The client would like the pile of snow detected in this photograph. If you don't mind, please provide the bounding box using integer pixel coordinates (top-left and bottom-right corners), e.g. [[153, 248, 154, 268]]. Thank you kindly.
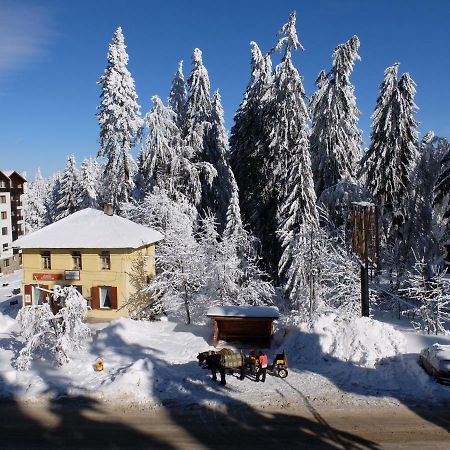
[[0, 312, 16, 333], [285, 312, 406, 368]]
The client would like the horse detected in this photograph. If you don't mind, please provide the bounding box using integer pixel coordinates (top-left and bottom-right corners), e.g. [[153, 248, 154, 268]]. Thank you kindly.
[[197, 350, 245, 386]]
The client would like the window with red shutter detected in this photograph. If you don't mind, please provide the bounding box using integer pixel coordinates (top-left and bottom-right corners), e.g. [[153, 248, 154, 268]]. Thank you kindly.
[[110, 286, 118, 309], [90, 287, 100, 309]]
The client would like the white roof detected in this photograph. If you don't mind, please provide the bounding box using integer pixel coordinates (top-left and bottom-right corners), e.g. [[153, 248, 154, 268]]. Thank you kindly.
[[206, 306, 279, 319], [13, 208, 164, 250]]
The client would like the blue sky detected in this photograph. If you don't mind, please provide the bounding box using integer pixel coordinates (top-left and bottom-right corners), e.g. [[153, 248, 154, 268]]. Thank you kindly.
[[1, 0, 449, 179]]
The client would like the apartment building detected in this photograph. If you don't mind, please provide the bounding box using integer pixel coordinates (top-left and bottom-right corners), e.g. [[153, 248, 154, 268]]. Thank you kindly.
[[0, 170, 26, 275]]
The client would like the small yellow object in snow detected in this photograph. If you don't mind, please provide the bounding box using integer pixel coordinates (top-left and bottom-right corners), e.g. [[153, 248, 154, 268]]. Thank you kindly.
[[94, 358, 104, 371]]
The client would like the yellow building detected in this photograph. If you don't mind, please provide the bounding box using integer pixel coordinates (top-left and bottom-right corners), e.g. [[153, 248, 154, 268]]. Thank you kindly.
[[13, 207, 163, 321]]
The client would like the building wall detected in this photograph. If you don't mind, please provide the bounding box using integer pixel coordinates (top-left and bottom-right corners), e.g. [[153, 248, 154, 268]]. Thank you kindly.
[[0, 191, 13, 260], [0, 172, 26, 275], [21, 245, 156, 320]]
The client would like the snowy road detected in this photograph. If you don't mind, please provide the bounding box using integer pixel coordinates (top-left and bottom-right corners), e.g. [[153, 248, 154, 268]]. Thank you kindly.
[[1, 400, 449, 449]]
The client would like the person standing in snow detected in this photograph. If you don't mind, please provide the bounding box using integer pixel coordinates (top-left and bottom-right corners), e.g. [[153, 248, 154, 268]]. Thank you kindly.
[[256, 351, 268, 382]]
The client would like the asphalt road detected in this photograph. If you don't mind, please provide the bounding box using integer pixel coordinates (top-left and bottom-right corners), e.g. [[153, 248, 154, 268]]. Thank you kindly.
[[1, 399, 449, 449]]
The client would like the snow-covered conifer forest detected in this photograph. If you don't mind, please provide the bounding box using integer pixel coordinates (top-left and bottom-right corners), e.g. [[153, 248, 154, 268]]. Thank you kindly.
[[23, 12, 449, 333]]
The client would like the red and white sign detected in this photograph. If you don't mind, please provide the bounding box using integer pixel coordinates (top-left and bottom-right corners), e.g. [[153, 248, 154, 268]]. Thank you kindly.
[[33, 273, 63, 281]]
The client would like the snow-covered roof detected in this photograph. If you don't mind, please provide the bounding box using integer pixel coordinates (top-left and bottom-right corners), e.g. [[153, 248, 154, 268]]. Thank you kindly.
[[0, 170, 26, 181], [206, 306, 279, 319], [13, 208, 164, 250]]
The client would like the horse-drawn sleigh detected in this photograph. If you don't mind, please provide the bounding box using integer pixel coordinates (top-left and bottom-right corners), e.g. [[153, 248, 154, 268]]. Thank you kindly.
[[197, 349, 288, 385]]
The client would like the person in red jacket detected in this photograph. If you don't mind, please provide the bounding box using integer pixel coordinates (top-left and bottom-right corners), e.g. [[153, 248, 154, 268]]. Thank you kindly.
[[256, 351, 268, 382]]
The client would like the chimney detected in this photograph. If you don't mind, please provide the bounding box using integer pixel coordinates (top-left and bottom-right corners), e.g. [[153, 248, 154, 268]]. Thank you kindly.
[[104, 203, 114, 216]]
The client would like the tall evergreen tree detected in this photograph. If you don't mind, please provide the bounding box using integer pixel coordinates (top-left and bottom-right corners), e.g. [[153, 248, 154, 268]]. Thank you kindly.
[[168, 60, 187, 128], [56, 155, 81, 220], [180, 49, 235, 230], [183, 48, 212, 161], [310, 36, 362, 196], [230, 42, 273, 241], [361, 63, 419, 229], [268, 11, 318, 289], [206, 90, 236, 232], [433, 138, 450, 220], [139, 96, 182, 198], [24, 169, 47, 233], [97, 27, 143, 209], [79, 157, 101, 209], [138, 96, 216, 215], [403, 133, 449, 272]]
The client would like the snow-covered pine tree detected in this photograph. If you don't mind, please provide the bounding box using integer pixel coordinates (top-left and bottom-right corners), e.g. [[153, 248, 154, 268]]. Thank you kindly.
[[402, 133, 449, 271], [55, 155, 82, 220], [230, 42, 273, 239], [310, 36, 362, 197], [79, 157, 101, 209], [434, 136, 450, 220], [183, 48, 212, 162], [138, 95, 216, 215], [138, 96, 183, 199], [266, 11, 318, 287], [205, 90, 236, 232], [198, 214, 240, 306], [24, 169, 48, 232], [181, 49, 233, 231], [168, 60, 187, 128], [223, 172, 244, 240], [361, 64, 419, 232], [44, 173, 62, 225], [97, 27, 143, 209]]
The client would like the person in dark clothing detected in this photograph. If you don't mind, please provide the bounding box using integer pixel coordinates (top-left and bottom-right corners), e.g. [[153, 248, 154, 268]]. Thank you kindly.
[[256, 351, 268, 382]]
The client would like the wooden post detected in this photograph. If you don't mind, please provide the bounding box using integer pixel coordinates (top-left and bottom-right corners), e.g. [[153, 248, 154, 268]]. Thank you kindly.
[[351, 202, 377, 318], [213, 320, 219, 347]]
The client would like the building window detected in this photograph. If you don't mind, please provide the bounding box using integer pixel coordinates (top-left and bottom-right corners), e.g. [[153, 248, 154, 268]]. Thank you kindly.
[[41, 251, 51, 269], [3, 259, 9, 268], [33, 286, 43, 305], [100, 251, 110, 270], [1, 227, 7, 235], [72, 251, 82, 270], [0, 180, 6, 188], [1, 212, 6, 220], [0, 195, 6, 203], [99, 287, 112, 308], [2, 243, 7, 250]]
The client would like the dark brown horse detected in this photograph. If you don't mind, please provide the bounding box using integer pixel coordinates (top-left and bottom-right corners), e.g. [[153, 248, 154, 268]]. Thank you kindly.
[[197, 350, 245, 386]]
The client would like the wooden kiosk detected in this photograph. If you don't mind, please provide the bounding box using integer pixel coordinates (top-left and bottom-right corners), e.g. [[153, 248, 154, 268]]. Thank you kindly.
[[206, 306, 280, 347]]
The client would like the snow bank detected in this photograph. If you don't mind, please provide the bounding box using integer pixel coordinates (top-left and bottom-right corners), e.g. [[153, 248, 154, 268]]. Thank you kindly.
[[285, 312, 406, 368], [0, 312, 16, 333]]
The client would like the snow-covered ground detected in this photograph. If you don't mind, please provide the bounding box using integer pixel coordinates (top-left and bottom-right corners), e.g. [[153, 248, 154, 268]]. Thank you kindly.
[[0, 270, 449, 410]]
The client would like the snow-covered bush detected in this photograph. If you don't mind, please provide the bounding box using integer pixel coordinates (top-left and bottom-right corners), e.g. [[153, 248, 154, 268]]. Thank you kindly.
[[16, 287, 91, 370], [285, 222, 361, 320], [400, 259, 450, 335]]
